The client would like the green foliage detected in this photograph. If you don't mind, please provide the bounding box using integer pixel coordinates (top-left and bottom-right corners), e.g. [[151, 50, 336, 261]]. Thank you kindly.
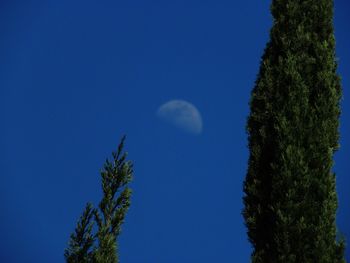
[[65, 203, 95, 263], [243, 0, 346, 262], [65, 136, 133, 263]]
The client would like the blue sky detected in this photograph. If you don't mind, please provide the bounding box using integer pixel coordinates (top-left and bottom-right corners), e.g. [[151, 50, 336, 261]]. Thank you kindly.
[[0, 0, 349, 262]]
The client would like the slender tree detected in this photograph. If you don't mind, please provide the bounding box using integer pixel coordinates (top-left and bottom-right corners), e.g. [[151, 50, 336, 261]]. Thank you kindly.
[[243, 0, 346, 262], [65, 203, 95, 263], [65, 136, 133, 263], [93, 136, 133, 263]]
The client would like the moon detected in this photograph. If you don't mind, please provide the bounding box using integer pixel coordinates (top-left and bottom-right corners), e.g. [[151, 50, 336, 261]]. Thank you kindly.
[[157, 100, 203, 134]]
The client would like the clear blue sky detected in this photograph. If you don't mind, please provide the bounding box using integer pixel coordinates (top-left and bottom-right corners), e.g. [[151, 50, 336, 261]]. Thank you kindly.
[[0, 0, 349, 262]]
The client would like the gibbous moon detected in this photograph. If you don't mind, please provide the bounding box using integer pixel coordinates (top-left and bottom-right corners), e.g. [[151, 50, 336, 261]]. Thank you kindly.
[[157, 100, 203, 134]]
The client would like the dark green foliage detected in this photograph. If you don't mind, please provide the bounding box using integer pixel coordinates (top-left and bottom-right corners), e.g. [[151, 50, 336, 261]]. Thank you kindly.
[[93, 136, 132, 263], [65, 136, 132, 263], [243, 0, 346, 262], [65, 203, 95, 263]]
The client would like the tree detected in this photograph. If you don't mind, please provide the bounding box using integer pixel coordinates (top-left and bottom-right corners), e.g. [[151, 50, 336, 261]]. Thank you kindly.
[[65, 136, 133, 263], [243, 0, 346, 262], [65, 203, 95, 263]]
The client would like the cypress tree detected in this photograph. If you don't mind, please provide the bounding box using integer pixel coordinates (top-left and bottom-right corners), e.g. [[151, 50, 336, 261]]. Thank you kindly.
[[65, 136, 133, 263], [65, 203, 95, 263], [93, 136, 133, 263], [243, 0, 346, 262]]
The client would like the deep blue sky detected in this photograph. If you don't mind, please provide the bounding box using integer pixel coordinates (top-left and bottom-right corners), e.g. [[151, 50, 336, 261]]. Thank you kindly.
[[1, 1, 349, 262]]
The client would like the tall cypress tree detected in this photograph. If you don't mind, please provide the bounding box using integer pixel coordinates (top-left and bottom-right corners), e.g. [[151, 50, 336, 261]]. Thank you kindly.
[[243, 0, 346, 262], [65, 136, 132, 263]]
